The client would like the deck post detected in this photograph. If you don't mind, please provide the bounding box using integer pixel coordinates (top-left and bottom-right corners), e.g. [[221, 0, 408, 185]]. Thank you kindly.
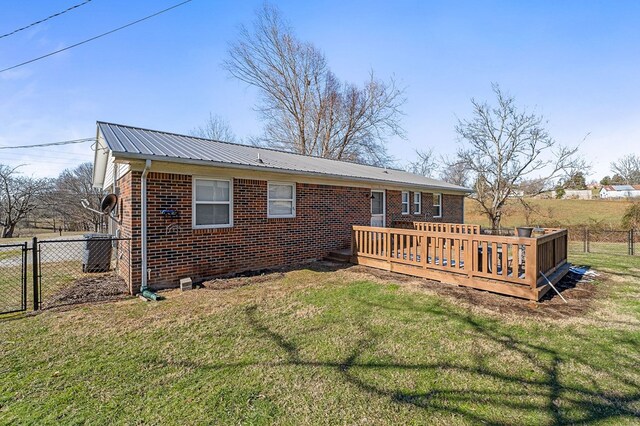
[[526, 239, 537, 293], [351, 228, 355, 257], [464, 234, 473, 278], [386, 229, 391, 262]]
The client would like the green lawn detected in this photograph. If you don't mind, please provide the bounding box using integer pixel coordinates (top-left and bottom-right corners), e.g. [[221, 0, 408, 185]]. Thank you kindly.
[[1, 255, 639, 425], [0, 260, 85, 313], [0, 249, 21, 261]]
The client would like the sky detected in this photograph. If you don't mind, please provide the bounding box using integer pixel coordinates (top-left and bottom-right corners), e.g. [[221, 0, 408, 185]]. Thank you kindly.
[[0, 0, 639, 181]]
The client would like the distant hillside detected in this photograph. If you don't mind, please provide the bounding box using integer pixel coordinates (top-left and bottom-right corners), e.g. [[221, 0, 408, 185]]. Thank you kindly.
[[464, 197, 634, 228]]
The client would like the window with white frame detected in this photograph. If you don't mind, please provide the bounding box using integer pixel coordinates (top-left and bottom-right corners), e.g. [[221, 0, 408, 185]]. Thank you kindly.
[[401, 191, 410, 214], [433, 193, 442, 218], [193, 178, 232, 228], [268, 182, 296, 218], [414, 192, 421, 214]]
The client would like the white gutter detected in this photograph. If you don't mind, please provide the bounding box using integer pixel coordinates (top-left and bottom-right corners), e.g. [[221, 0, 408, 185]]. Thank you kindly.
[[140, 159, 152, 292]]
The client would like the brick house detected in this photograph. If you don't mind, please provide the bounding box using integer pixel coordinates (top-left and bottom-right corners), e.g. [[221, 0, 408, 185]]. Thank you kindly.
[[92, 122, 471, 294]]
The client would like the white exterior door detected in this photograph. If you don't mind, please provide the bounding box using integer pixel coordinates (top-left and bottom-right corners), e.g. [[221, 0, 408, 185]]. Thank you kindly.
[[370, 190, 385, 227]]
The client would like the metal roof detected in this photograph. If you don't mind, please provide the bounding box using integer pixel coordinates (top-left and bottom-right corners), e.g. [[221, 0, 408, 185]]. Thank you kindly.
[[603, 185, 640, 191], [96, 121, 472, 193]]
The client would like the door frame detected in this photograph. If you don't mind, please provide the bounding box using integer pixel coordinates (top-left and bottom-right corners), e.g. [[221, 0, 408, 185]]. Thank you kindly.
[[370, 190, 386, 227]]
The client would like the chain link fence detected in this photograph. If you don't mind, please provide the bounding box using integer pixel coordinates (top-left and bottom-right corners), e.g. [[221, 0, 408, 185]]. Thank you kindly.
[[568, 227, 636, 256], [0, 243, 28, 314], [36, 236, 132, 310]]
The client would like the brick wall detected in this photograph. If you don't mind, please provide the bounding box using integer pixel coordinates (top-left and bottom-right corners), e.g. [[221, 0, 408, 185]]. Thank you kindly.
[[386, 190, 464, 225], [115, 171, 141, 287], [116, 171, 466, 293], [118, 172, 372, 292]]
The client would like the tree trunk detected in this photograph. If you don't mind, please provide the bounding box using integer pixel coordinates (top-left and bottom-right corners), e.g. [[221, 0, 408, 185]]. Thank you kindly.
[[490, 214, 501, 230], [2, 224, 16, 238]]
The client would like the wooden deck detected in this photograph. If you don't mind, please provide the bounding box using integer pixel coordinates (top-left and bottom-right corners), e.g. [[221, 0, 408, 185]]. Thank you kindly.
[[351, 223, 569, 301]]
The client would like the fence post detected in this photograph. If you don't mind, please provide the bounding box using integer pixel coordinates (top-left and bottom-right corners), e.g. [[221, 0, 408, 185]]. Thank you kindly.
[[583, 227, 587, 253], [586, 228, 590, 253], [32, 237, 39, 311], [22, 242, 28, 312], [630, 229, 634, 256]]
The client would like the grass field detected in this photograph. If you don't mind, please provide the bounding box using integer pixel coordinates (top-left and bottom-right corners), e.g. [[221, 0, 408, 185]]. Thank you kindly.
[[0, 231, 85, 244], [1, 253, 639, 425], [464, 198, 635, 228]]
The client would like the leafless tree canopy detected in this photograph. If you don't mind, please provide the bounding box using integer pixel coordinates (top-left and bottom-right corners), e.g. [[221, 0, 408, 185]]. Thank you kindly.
[[51, 162, 104, 232], [439, 156, 470, 188], [223, 4, 405, 166], [0, 165, 51, 238], [407, 148, 438, 177], [190, 113, 237, 143], [610, 154, 640, 185], [455, 84, 586, 229]]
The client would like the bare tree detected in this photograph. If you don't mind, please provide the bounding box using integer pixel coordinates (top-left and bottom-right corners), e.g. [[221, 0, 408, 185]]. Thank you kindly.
[[51, 162, 104, 232], [407, 148, 438, 177], [455, 84, 586, 229], [610, 154, 640, 185], [439, 156, 470, 187], [0, 165, 50, 238], [190, 113, 237, 142], [223, 4, 405, 166], [408, 150, 472, 188]]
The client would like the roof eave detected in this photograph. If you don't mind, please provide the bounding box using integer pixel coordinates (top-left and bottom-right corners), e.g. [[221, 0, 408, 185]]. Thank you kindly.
[[111, 151, 473, 194], [92, 126, 109, 189]]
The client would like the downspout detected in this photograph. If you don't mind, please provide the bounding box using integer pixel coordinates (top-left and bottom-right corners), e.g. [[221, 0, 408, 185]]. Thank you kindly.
[[140, 159, 159, 300]]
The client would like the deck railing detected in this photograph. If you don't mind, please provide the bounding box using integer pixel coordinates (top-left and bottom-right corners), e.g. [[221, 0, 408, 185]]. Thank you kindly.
[[393, 221, 480, 234], [351, 223, 568, 300]]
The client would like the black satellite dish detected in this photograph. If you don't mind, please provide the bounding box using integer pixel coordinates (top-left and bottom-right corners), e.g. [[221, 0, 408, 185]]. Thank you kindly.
[[100, 194, 118, 215]]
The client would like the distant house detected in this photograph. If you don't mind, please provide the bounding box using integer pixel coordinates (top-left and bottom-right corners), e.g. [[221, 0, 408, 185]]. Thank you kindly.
[[563, 189, 593, 200], [599, 185, 640, 199]]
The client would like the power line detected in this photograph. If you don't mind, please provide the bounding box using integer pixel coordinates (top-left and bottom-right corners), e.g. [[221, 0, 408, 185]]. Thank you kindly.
[[0, 0, 93, 40], [0, 153, 93, 163], [0, 0, 193, 74], [0, 138, 95, 150]]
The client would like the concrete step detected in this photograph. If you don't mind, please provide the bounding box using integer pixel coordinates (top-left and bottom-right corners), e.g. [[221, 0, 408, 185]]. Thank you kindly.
[[325, 249, 352, 263]]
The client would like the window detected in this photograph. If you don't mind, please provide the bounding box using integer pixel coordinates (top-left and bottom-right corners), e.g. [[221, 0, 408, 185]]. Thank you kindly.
[[414, 192, 421, 214], [401, 191, 410, 214], [433, 193, 442, 218], [193, 178, 232, 228], [268, 182, 296, 218]]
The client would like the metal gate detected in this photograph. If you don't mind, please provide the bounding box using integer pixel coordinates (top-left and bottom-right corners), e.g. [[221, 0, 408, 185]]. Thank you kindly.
[[0, 242, 28, 314], [35, 236, 131, 310], [1, 236, 131, 314]]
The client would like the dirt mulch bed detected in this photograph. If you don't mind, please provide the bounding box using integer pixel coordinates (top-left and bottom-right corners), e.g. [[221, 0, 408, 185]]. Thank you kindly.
[[347, 263, 602, 320], [201, 262, 348, 290], [42, 275, 130, 309], [202, 269, 287, 290]]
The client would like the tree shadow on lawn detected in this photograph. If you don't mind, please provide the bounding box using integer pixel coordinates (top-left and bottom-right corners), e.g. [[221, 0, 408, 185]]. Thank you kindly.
[[341, 297, 639, 425], [149, 302, 639, 425]]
